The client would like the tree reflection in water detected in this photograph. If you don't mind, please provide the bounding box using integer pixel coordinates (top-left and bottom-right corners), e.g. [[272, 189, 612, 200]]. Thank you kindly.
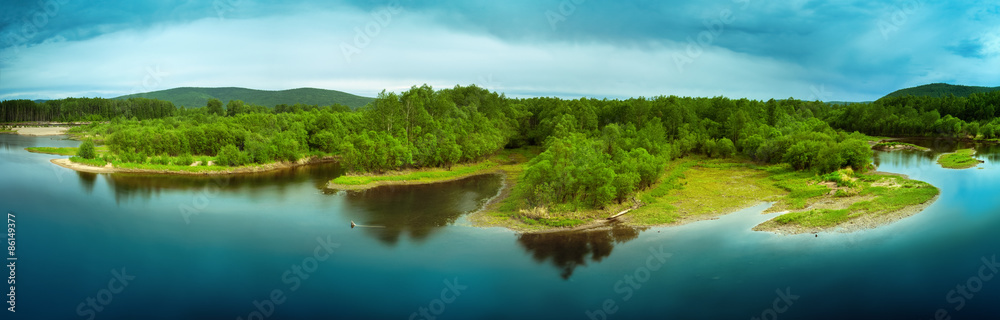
[[517, 224, 646, 280], [339, 174, 504, 246]]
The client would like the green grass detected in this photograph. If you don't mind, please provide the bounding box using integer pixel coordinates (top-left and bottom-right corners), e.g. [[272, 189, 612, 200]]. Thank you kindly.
[[332, 161, 497, 186], [774, 209, 850, 227], [762, 165, 829, 211], [25, 146, 109, 156], [110, 161, 255, 173], [69, 156, 108, 167], [630, 158, 790, 225], [523, 217, 586, 228], [937, 149, 981, 169], [476, 154, 938, 233], [766, 173, 938, 229], [331, 148, 534, 188]]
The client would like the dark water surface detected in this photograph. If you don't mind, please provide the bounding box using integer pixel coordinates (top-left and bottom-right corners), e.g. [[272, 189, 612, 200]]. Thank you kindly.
[[2, 134, 999, 319]]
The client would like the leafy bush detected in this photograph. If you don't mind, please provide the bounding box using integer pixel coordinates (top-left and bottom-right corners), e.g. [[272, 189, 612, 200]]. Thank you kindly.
[[216, 144, 246, 167], [174, 154, 195, 166], [77, 140, 97, 159]]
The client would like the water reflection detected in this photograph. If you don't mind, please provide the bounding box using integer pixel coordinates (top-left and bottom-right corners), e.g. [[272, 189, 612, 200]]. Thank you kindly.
[[873, 138, 1000, 169], [101, 162, 344, 203], [517, 224, 646, 280], [338, 174, 503, 246], [77, 171, 97, 194]]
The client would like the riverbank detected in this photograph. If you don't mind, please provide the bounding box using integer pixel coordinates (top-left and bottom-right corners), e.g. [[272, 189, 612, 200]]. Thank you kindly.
[[327, 148, 537, 191], [8, 126, 69, 136], [49, 156, 338, 176], [872, 141, 930, 152], [468, 157, 940, 235]]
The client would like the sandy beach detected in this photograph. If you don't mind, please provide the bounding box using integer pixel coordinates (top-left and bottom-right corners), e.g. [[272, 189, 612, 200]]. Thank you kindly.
[[49, 157, 338, 176], [13, 127, 70, 136]]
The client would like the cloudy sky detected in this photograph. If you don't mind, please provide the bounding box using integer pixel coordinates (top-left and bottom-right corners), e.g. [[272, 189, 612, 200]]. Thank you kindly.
[[1, 0, 998, 102]]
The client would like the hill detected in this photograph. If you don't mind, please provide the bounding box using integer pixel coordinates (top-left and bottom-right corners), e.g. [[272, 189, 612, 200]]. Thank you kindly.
[[882, 83, 999, 99], [115, 87, 374, 109]]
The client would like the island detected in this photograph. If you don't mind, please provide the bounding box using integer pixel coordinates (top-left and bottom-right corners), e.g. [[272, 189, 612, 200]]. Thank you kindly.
[[937, 148, 983, 169]]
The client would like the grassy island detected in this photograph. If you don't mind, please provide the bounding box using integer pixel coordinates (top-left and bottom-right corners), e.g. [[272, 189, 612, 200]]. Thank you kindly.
[[937, 149, 982, 169], [469, 157, 939, 234]]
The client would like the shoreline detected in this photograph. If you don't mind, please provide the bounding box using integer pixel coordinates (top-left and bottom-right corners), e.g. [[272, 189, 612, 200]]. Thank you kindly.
[[327, 168, 507, 190], [40, 142, 944, 236], [50, 156, 338, 176], [469, 162, 941, 235], [751, 195, 939, 235], [8, 126, 70, 136]]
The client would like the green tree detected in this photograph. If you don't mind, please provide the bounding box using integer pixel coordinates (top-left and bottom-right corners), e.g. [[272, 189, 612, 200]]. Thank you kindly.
[[77, 140, 97, 159], [716, 137, 736, 158], [206, 99, 224, 116], [216, 144, 245, 167]]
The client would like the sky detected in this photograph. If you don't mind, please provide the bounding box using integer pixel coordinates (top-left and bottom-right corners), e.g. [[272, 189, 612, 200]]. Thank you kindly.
[[0, 0, 998, 102]]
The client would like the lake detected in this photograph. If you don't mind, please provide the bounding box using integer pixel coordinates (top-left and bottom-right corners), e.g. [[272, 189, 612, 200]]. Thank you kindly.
[[2, 134, 999, 319]]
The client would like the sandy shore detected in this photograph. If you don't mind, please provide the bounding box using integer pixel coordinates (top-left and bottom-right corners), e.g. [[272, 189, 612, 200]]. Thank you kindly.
[[50, 157, 337, 176], [13, 127, 69, 136]]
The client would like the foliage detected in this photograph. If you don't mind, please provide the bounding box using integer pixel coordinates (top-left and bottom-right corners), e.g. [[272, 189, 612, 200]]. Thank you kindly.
[[69, 156, 107, 167], [77, 140, 97, 159], [1, 97, 175, 122], [215, 144, 247, 167], [36, 83, 1000, 217]]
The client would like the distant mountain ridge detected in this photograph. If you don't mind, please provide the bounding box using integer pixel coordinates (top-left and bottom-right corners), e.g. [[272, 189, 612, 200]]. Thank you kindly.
[[115, 87, 374, 109], [882, 83, 1000, 99]]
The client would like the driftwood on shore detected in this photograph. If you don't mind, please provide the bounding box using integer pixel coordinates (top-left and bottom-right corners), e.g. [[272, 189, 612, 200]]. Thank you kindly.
[[607, 208, 632, 220]]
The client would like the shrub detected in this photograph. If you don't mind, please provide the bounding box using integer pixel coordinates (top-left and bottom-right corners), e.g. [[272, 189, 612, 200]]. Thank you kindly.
[[174, 153, 195, 166], [216, 144, 245, 167], [77, 140, 97, 159]]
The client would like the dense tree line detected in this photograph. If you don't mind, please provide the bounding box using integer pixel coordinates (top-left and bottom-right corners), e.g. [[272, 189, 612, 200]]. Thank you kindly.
[[826, 91, 1000, 138], [507, 94, 873, 209], [0, 97, 176, 122], [45, 85, 1000, 211]]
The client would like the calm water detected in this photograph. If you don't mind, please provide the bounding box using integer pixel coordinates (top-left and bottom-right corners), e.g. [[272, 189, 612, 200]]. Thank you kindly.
[[2, 134, 999, 319]]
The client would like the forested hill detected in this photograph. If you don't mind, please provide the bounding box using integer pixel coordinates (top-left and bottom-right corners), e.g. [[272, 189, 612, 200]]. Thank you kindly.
[[882, 83, 999, 99], [115, 87, 374, 109]]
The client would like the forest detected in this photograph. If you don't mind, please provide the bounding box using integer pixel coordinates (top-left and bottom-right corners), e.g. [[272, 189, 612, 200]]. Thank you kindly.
[[4, 85, 999, 211]]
